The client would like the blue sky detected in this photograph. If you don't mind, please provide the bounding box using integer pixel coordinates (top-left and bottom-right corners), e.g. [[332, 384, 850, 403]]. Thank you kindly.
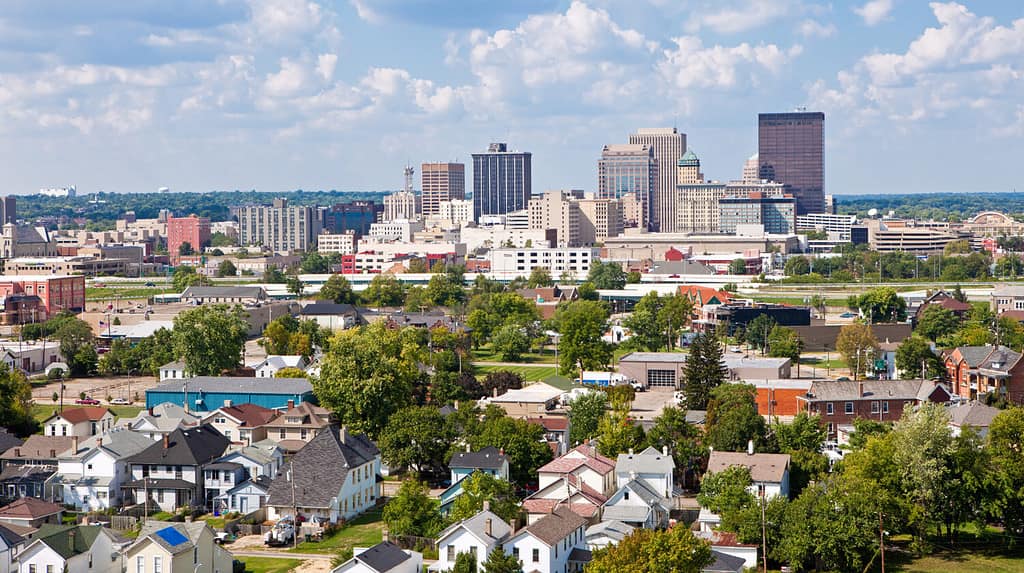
[[0, 1, 1021, 196]]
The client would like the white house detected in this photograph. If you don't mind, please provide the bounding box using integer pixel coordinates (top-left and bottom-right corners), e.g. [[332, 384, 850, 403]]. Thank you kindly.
[[699, 449, 791, 533], [948, 402, 1001, 439], [158, 361, 186, 382], [266, 427, 380, 524], [614, 446, 674, 498], [503, 507, 590, 573], [332, 541, 422, 573], [601, 480, 670, 530], [695, 530, 759, 571], [14, 525, 122, 573], [537, 443, 616, 497], [125, 521, 232, 573], [584, 520, 634, 551], [214, 476, 272, 515], [0, 525, 26, 573], [200, 404, 276, 445], [521, 476, 607, 525], [42, 408, 115, 438], [54, 429, 153, 511], [252, 355, 307, 378], [217, 441, 283, 479], [119, 403, 200, 441], [123, 427, 230, 513], [432, 509, 511, 572], [299, 302, 359, 331]]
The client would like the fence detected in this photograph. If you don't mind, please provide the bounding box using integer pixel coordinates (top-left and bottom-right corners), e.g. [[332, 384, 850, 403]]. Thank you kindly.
[[226, 507, 268, 536], [390, 534, 436, 552], [111, 516, 138, 531]]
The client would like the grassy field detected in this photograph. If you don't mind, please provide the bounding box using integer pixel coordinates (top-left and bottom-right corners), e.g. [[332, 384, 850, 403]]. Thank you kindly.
[[31, 404, 144, 423], [85, 286, 176, 301], [474, 364, 559, 381], [883, 548, 1024, 572], [237, 557, 304, 573], [287, 509, 384, 555], [470, 347, 557, 364]]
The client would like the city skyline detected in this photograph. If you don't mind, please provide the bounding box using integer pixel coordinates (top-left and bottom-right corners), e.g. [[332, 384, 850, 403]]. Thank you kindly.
[[0, 2, 1021, 196]]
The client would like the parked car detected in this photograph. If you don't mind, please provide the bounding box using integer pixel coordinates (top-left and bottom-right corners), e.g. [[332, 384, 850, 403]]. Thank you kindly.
[[75, 397, 100, 405], [110, 397, 130, 405], [630, 381, 646, 392], [144, 282, 156, 287]]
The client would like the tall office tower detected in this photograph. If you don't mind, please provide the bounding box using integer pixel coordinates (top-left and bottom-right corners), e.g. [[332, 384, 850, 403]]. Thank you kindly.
[[758, 112, 825, 215], [741, 153, 760, 183], [628, 128, 686, 232], [677, 149, 704, 184], [577, 197, 624, 245], [472, 143, 532, 222], [237, 198, 322, 253], [0, 196, 16, 225], [597, 144, 657, 230], [421, 162, 465, 218], [675, 150, 725, 233]]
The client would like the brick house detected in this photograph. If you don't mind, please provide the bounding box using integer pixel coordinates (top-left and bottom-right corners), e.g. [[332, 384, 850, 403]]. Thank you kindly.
[[796, 379, 952, 439], [913, 290, 971, 326], [944, 345, 1024, 403]]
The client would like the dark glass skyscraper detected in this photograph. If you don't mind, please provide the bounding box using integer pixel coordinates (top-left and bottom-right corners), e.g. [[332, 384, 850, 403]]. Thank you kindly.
[[758, 112, 825, 215], [472, 143, 532, 222]]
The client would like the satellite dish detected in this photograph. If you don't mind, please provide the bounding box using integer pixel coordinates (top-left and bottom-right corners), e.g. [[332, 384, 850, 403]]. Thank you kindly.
[[868, 208, 879, 217]]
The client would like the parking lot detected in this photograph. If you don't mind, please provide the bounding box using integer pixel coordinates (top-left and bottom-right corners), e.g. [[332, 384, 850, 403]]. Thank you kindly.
[[629, 387, 676, 422]]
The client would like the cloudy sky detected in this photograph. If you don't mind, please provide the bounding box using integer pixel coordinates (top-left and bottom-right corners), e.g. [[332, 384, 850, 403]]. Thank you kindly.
[[0, 1, 1021, 196]]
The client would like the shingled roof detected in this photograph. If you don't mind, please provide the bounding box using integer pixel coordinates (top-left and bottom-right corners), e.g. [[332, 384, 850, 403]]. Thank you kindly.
[[707, 451, 790, 483], [351, 541, 411, 572], [449, 446, 508, 471], [126, 425, 230, 466], [28, 525, 109, 560], [519, 507, 587, 546], [0, 435, 74, 462], [0, 497, 62, 520], [267, 426, 378, 509], [44, 407, 112, 424]]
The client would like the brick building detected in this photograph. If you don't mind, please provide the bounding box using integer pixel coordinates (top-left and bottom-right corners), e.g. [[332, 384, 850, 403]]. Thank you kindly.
[[944, 345, 1024, 403], [167, 215, 211, 263], [0, 275, 85, 319], [796, 379, 952, 439]]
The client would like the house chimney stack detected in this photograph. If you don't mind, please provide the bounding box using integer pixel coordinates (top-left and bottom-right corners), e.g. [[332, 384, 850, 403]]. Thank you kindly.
[[662, 446, 668, 457], [859, 380, 864, 397], [72, 436, 79, 453], [485, 518, 492, 537], [163, 434, 170, 449], [287, 399, 295, 409], [341, 425, 349, 442], [747, 440, 754, 455], [97, 437, 102, 447]]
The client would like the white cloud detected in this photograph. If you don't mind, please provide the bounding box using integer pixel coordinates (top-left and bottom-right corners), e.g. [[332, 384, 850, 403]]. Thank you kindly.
[[686, 0, 797, 34], [658, 37, 800, 90], [264, 57, 309, 97], [854, 0, 894, 26], [316, 53, 338, 81], [798, 19, 836, 38]]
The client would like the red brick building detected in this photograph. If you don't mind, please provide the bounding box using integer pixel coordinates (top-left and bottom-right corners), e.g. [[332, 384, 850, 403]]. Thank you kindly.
[[167, 215, 211, 263], [944, 345, 1024, 403], [0, 275, 85, 320], [796, 379, 952, 439]]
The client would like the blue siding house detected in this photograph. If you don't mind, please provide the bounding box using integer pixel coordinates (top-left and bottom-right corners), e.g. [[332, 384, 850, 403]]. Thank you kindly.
[[439, 447, 510, 514], [146, 376, 315, 412]]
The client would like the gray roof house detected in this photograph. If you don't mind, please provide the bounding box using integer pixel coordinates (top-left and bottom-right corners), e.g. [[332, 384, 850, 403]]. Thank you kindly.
[[181, 286, 267, 305], [585, 520, 635, 551], [948, 402, 1002, 439], [615, 446, 675, 497], [601, 479, 671, 529], [432, 509, 512, 572], [333, 540, 423, 573]]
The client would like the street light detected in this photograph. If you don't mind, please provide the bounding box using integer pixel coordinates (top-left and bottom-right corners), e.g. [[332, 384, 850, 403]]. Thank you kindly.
[[128, 368, 138, 404]]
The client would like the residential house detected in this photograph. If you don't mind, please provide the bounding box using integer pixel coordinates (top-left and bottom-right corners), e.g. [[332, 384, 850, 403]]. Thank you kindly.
[[252, 355, 307, 378], [0, 524, 26, 573], [0, 432, 21, 457], [944, 345, 1024, 403], [213, 475, 272, 515], [123, 426, 231, 512], [13, 525, 123, 573], [503, 507, 590, 573], [797, 379, 953, 438], [537, 444, 615, 497], [526, 417, 571, 456], [200, 462, 245, 512], [145, 377, 314, 412], [695, 530, 759, 572], [913, 290, 970, 326], [299, 302, 359, 331], [601, 480, 670, 530], [523, 444, 616, 525], [260, 401, 331, 454], [614, 446, 674, 498], [516, 286, 578, 320], [41, 408, 114, 438], [217, 441, 283, 479], [0, 436, 72, 500], [53, 430, 153, 511], [439, 447, 510, 514], [158, 361, 187, 382], [948, 402, 1002, 439], [488, 383, 565, 419], [699, 450, 791, 533], [991, 285, 1024, 314], [125, 521, 232, 573], [332, 541, 422, 573], [266, 426, 380, 524], [200, 404, 276, 446], [119, 403, 200, 441], [432, 509, 512, 573], [0, 499, 62, 529], [584, 520, 634, 551]]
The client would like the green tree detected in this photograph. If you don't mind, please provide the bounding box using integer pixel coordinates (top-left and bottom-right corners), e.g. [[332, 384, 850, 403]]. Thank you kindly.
[[988, 407, 1024, 536], [210, 232, 235, 247], [526, 267, 553, 288], [260, 319, 293, 355], [425, 266, 466, 307], [178, 241, 194, 256], [784, 256, 810, 276], [890, 402, 955, 547], [658, 294, 694, 349], [286, 275, 304, 296], [0, 364, 39, 436], [705, 384, 767, 453], [773, 412, 827, 496], [848, 418, 891, 450], [317, 274, 356, 304], [378, 406, 454, 473], [697, 465, 755, 531], [274, 367, 307, 378], [466, 411, 553, 484], [447, 471, 520, 525], [491, 324, 530, 362], [172, 265, 201, 290], [300, 252, 329, 273], [52, 313, 98, 377], [916, 305, 959, 341], [744, 314, 777, 354], [481, 548, 522, 573], [403, 286, 430, 312], [553, 300, 612, 375], [480, 371, 523, 397], [623, 292, 665, 351], [314, 321, 426, 437], [382, 479, 443, 537], [683, 333, 727, 409], [943, 239, 971, 255], [854, 287, 907, 322], [835, 323, 878, 380], [265, 267, 287, 283], [895, 336, 942, 379], [587, 260, 626, 290], [216, 260, 237, 277], [405, 258, 428, 273], [452, 553, 475, 573], [767, 326, 802, 362], [625, 270, 642, 283], [729, 258, 747, 275], [567, 391, 607, 445], [596, 406, 644, 458], [587, 526, 713, 573], [362, 274, 405, 307], [645, 405, 705, 485], [172, 304, 248, 376]]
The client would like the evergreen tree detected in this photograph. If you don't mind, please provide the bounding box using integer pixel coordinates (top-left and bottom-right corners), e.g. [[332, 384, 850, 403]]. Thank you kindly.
[[683, 333, 727, 409]]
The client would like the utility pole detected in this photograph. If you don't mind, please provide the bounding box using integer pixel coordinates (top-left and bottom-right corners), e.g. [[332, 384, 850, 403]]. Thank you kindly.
[[290, 461, 299, 549], [761, 492, 768, 573], [879, 512, 886, 573]]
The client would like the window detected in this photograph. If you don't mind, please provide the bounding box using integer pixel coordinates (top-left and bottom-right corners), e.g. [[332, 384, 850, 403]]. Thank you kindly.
[[300, 429, 308, 440], [447, 546, 455, 561], [882, 401, 889, 413], [845, 402, 854, 415], [136, 557, 145, 573], [46, 566, 53, 573], [532, 548, 540, 563], [871, 401, 879, 414], [153, 557, 162, 573], [512, 548, 519, 559], [279, 429, 287, 439], [87, 463, 93, 470], [194, 547, 198, 564], [827, 423, 834, 434], [826, 402, 834, 415]]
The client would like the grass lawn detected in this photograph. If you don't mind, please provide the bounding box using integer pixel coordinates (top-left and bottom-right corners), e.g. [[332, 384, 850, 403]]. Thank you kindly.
[[884, 548, 1024, 572], [475, 364, 559, 381], [237, 556, 304, 573], [287, 509, 384, 555], [85, 286, 176, 301], [800, 356, 848, 369], [471, 346, 557, 364], [31, 404, 144, 423]]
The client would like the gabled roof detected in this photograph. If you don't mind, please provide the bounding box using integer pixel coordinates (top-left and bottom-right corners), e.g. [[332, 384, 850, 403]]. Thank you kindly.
[[951, 346, 999, 368], [29, 525, 107, 560], [803, 379, 950, 403], [205, 403, 278, 429], [134, 521, 210, 556], [0, 429, 23, 453], [300, 302, 357, 316], [43, 406, 113, 425], [522, 475, 607, 518], [0, 435, 74, 461], [948, 402, 1001, 428], [678, 285, 732, 306], [0, 497, 62, 519], [436, 509, 512, 546], [222, 442, 281, 466], [255, 355, 307, 371], [449, 446, 508, 471], [267, 426, 379, 509], [585, 520, 634, 543], [121, 402, 201, 433], [262, 402, 330, 429], [518, 507, 587, 547], [0, 524, 25, 548], [62, 428, 153, 460], [616, 446, 675, 476], [706, 451, 790, 483], [351, 541, 410, 573], [705, 550, 747, 573], [126, 425, 230, 466], [537, 443, 615, 476]]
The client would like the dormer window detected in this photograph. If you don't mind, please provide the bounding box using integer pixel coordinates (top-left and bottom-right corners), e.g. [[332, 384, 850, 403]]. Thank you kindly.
[[286, 417, 302, 424]]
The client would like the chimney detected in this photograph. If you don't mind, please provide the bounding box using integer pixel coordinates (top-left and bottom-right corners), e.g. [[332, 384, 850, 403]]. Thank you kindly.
[[492, 387, 499, 398], [97, 437, 102, 447], [483, 500, 491, 512], [163, 434, 170, 449], [341, 425, 349, 443], [50, 449, 56, 458], [454, 400, 459, 409], [72, 436, 79, 453], [287, 399, 295, 409], [466, 443, 471, 453], [859, 380, 864, 397], [13, 448, 19, 458], [629, 470, 637, 481], [628, 448, 633, 456], [747, 440, 754, 455], [224, 400, 233, 407], [484, 518, 492, 537], [662, 446, 668, 457], [149, 407, 154, 416]]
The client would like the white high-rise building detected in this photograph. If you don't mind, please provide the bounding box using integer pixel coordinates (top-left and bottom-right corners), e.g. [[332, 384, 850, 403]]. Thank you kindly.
[[629, 128, 686, 232]]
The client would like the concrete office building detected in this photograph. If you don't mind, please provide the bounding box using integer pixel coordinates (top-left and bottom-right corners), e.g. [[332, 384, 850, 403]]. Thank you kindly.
[[577, 197, 624, 245], [436, 199, 474, 225], [472, 143, 532, 221], [796, 213, 856, 239], [0, 196, 16, 225], [628, 128, 686, 232], [758, 112, 825, 215], [676, 150, 723, 233], [597, 144, 657, 230], [528, 191, 582, 247], [421, 163, 465, 218], [719, 193, 797, 235], [384, 166, 420, 222], [237, 198, 322, 253], [317, 232, 357, 255]]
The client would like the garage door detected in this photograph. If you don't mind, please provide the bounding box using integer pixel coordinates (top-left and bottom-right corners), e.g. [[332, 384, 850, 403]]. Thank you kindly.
[[647, 369, 676, 387]]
